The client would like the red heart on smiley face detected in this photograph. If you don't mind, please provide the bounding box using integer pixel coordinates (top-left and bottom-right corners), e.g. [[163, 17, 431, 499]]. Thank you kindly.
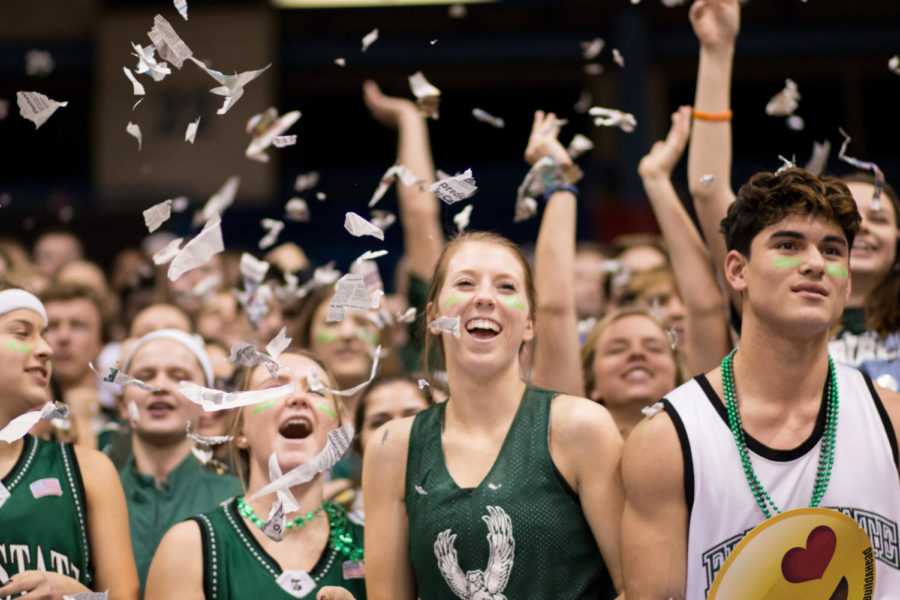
[[781, 525, 837, 583]]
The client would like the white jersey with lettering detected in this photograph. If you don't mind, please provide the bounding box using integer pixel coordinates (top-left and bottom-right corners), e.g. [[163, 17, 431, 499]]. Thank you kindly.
[[663, 362, 900, 598]]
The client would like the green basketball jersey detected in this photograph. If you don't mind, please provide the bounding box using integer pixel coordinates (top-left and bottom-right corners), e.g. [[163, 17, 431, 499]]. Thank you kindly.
[[406, 386, 616, 600], [0, 435, 93, 588], [192, 498, 366, 600]]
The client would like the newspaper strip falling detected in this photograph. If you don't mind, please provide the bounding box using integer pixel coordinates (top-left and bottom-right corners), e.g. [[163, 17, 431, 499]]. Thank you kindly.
[[192, 59, 272, 116], [362, 28, 379, 52], [248, 425, 355, 501], [472, 108, 505, 129], [428, 316, 460, 338], [430, 169, 477, 205], [453, 204, 473, 233], [179, 379, 295, 412], [266, 327, 292, 359], [259, 218, 284, 249], [294, 171, 319, 192], [765, 79, 800, 117], [284, 198, 309, 222], [408, 71, 441, 119], [268, 452, 301, 513], [17, 91, 67, 129], [195, 175, 240, 226], [131, 43, 170, 82], [168, 214, 225, 281], [310, 346, 382, 397], [147, 14, 192, 69], [0, 401, 74, 444], [326, 273, 377, 322], [122, 66, 145, 96], [89, 362, 161, 392], [581, 38, 604, 60], [369, 164, 422, 208], [152, 237, 184, 265], [63, 592, 109, 600], [567, 133, 594, 159], [143, 199, 173, 233], [344, 212, 385, 241], [803, 140, 831, 176], [837, 127, 885, 210], [612, 48, 625, 68], [589, 106, 637, 132], [228, 341, 281, 379], [369, 210, 395, 231], [890, 55, 900, 75], [174, 0, 188, 20], [126, 122, 142, 150], [245, 109, 301, 162], [185, 116, 200, 143], [354, 249, 388, 263]]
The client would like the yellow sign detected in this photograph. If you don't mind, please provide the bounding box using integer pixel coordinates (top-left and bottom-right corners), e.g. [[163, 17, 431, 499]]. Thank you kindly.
[[709, 508, 875, 599]]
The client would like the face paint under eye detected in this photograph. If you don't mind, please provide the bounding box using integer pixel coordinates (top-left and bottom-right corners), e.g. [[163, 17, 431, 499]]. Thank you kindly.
[[355, 328, 379, 346], [253, 399, 276, 414], [5, 340, 31, 354], [772, 256, 803, 269], [316, 401, 337, 420], [443, 294, 463, 309], [502, 296, 526, 311], [826, 263, 848, 278], [314, 330, 339, 345]]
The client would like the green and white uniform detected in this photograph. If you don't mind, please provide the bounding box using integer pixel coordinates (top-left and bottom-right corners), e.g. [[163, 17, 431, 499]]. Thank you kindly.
[[192, 498, 366, 600], [0, 435, 92, 588], [406, 386, 616, 600]]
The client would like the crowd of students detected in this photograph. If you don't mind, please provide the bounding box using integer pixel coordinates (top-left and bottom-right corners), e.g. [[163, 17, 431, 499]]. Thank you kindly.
[[1, 0, 898, 598]]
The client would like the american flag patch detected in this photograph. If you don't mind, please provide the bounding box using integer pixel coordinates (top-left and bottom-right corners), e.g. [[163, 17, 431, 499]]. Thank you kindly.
[[29, 478, 63, 499], [342, 560, 365, 580]]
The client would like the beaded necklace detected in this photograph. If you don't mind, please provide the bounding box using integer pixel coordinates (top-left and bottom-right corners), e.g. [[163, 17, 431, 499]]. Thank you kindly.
[[721, 348, 839, 519], [237, 496, 364, 562]]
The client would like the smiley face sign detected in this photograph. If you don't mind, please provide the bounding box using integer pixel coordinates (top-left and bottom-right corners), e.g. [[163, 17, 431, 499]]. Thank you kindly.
[[709, 508, 875, 599]]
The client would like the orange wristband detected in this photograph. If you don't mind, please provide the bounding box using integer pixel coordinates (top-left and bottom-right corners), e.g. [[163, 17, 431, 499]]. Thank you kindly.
[[692, 108, 733, 122]]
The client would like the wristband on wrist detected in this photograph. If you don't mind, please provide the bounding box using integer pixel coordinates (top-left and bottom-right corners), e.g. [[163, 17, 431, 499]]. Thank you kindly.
[[692, 108, 732, 122], [544, 184, 579, 201]]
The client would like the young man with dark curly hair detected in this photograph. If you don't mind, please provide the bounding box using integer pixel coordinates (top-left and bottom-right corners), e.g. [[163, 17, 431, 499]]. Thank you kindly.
[[621, 167, 900, 598]]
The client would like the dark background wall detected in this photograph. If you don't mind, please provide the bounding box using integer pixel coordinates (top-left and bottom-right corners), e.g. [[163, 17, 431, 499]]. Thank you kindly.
[[1, 0, 898, 288]]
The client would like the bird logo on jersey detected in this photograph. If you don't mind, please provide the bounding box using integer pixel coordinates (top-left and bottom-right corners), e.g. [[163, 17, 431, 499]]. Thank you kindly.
[[434, 505, 515, 600]]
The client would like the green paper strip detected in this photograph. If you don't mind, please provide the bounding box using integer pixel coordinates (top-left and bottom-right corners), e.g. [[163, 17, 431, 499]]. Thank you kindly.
[[826, 263, 848, 278], [314, 330, 339, 345], [772, 256, 802, 269], [443, 294, 464, 309], [316, 402, 337, 420], [253, 400, 276, 414], [5, 340, 31, 354], [502, 296, 526, 311]]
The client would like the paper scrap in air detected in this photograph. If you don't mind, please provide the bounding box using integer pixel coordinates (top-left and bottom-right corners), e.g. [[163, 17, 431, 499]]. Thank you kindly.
[[148, 14, 192, 69], [174, 0, 188, 20], [126, 122, 143, 150], [362, 29, 379, 52], [326, 274, 377, 322], [430, 169, 477, 205], [17, 91, 67, 129], [259, 218, 285, 249], [344, 212, 385, 241], [123, 66, 146, 96], [266, 327, 292, 359], [143, 199, 173, 232], [428, 316, 460, 338], [185, 117, 200, 143], [765, 78, 800, 117], [179, 379, 295, 412], [168, 214, 225, 281], [589, 106, 636, 132]]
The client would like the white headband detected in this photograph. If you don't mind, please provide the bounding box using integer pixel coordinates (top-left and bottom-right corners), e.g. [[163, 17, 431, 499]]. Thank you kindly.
[[122, 329, 214, 386], [0, 289, 48, 326]]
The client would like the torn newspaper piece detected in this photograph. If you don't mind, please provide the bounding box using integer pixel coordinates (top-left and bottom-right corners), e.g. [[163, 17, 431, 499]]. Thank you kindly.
[[408, 71, 440, 119], [589, 106, 636, 132], [266, 327, 292, 359], [89, 362, 161, 392], [567, 133, 594, 159], [354, 249, 388, 263], [837, 127, 885, 210], [700, 174, 715, 187], [143, 199, 173, 233], [132, 43, 171, 82], [17, 91, 67, 129], [890, 55, 900, 75], [1, 400, 73, 444], [430, 169, 477, 205], [309, 345, 380, 399], [581, 38, 604, 60], [228, 341, 280, 379], [168, 214, 225, 281], [248, 425, 355, 501], [245, 108, 301, 162], [326, 274, 375, 322], [174, 0, 188, 20], [284, 197, 309, 222], [152, 237, 184, 265], [185, 116, 200, 143], [294, 171, 319, 192], [361, 28, 378, 52], [25, 50, 54, 78], [344, 212, 385, 241], [765, 78, 800, 117], [63, 592, 109, 600], [126, 122, 142, 150], [272, 135, 296, 148], [259, 218, 284, 250], [428, 316, 460, 338], [147, 14, 192, 69], [194, 59, 271, 115], [396, 307, 416, 324], [368, 210, 395, 231], [194, 175, 239, 226], [269, 452, 301, 513], [514, 156, 579, 223], [453, 204, 473, 233], [803, 139, 831, 176], [179, 379, 295, 412], [472, 108, 505, 129], [612, 48, 625, 67], [369, 164, 422, 208], [123, 66, 146, 96]]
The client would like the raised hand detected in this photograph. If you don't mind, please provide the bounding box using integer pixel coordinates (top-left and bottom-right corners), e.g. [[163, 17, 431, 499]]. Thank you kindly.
[[524, 110, 574, 169], [689, 0, 740, 50], [363, 80, 420, 130], [638, 106, 692, 180]]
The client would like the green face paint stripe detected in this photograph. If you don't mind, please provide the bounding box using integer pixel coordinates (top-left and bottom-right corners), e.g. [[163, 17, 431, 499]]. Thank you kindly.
[[314, 330, 339, 345], [502, 296, 526, 310], [772, 256, 803, 268], [5, 340, 31, 354], [316, 402, 337, 420], [253, 400, 276, 414], [442, 294, 463, 309], [826, 264, 848, 278]]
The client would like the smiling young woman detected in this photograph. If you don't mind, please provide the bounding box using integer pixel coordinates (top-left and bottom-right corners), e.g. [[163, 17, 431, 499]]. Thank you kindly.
[[363, 232, 625, 600], [0, 282, 140, 600], [144, 350, 364, 600]]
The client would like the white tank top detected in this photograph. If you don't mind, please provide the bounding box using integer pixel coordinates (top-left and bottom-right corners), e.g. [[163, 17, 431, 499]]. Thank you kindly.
[[664, 362, 900, 598]]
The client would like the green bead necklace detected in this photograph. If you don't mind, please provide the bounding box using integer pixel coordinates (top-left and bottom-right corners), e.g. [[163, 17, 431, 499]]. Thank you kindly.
[[721, 348, 839, 519], [237, 496, 364, 562]]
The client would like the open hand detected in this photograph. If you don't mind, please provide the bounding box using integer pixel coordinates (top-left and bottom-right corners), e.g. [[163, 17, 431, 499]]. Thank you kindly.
[[638, 106, 692, 180], [524, 110, 573, 169]]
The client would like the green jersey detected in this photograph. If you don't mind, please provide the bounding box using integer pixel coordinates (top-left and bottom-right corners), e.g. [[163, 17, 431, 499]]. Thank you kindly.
[[0, 435, 93, 588], [192, 498, 366, 600], [406, 386, 616, 600]]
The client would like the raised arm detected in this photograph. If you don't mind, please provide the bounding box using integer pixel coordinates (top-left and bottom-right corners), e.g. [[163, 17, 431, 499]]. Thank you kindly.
[[686, 0, 741, 312], [362, 418, 417, 600], [363, 80, 443, 280], [528, 111, 584, 396], [621, 411, 688, 599], [639, 106, 731, 375]]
